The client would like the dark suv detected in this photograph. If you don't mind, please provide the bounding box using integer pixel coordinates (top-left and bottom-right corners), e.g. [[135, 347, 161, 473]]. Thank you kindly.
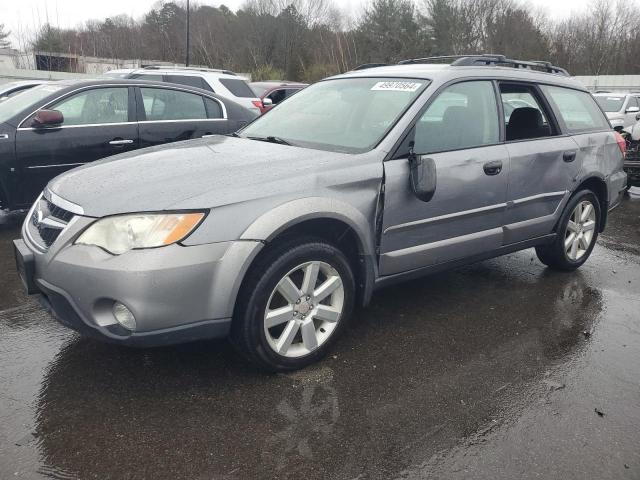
[[14, 55, 627, 371]]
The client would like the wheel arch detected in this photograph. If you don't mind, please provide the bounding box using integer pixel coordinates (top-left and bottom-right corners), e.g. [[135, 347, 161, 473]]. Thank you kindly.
[[239, 197, 377, 307], [573, 175, 608, 232]]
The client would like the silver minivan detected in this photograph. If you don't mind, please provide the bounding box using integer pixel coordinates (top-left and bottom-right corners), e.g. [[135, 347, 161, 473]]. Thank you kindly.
[[14, 55, 628, 371]]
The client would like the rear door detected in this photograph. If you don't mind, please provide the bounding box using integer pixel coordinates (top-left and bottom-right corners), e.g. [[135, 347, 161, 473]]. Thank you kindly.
[[499, 82, 580, 244], [136, 86, 230, 148], [380, 80, 509, 276], [15, 86, 138, 205]]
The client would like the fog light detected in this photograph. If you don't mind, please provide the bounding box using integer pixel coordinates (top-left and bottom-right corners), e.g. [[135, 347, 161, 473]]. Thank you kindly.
[[113, 302, 136, 331]]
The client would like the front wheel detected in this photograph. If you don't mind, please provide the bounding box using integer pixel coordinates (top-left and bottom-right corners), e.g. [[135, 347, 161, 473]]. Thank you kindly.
[[231, 237, 355, 372], [535, 190, 600, 271]]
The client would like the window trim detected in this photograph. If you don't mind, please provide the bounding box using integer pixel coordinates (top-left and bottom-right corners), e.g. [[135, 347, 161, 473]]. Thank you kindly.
[[539, 84, 612, 135], [17, 83, 228, 130]]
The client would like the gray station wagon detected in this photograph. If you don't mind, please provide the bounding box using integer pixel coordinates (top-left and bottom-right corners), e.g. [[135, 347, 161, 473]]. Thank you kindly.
[[14, 55, 628, 371]]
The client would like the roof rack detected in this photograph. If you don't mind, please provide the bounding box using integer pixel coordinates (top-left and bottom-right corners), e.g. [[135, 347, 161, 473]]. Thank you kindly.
[[398, 54, 570, 76], [141, 65, 237, 76]]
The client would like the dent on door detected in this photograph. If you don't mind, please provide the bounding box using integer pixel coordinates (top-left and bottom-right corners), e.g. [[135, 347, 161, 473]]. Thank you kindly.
[[379, 145, 510, 276]]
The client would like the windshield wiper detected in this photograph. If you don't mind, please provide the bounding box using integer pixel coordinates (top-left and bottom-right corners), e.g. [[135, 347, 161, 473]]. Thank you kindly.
[[226, 132, 240, 137], [247, 135, 293, 146]]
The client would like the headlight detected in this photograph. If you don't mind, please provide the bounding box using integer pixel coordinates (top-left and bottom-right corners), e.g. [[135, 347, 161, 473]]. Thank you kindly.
[[76, 212, 206, 255]]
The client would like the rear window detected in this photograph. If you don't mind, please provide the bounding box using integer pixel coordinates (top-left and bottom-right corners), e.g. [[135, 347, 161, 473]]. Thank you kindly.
[[542, 86, 610, 133], [219, 78, 256, 98], [594, 95, 625, 113]]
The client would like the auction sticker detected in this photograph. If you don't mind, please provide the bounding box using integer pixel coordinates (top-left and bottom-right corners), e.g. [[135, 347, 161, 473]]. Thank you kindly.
[[371, 81, 422, 92]]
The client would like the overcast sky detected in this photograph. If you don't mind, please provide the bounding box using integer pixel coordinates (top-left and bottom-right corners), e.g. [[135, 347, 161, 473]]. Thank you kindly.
[[1, 0, 594, 46]]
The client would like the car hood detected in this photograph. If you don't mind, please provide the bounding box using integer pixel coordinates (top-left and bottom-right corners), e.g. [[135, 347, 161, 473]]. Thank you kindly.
[[48, 136, 354, 217]]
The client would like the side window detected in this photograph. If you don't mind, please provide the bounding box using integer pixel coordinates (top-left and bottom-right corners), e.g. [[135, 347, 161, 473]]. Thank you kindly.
[[166, 75, 213, 92], [628, 96, 640, 110], [51, 87, 129, 126], [267, 89, 287, 105], [541, 85, 610, 133], [413, 81, 499, 154], [500, 83, 555, 141], [204, 98, 223, 119], [130, 74, 163, 81], [140, 88, 207, 121]]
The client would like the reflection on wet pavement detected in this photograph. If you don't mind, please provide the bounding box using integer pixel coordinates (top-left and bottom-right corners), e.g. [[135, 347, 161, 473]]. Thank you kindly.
[[1, 190, 639, 479]]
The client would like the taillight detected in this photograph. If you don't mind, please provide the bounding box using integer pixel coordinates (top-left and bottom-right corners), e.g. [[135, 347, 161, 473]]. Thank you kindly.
[[252, 100, 263, 109], [615, 132, 627, 155]]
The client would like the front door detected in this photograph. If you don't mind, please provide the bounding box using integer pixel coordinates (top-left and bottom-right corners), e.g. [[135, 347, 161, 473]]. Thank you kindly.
[[379, 80, 509, 276], [137, 87, 231, 148], [15, 86, 138, 206]]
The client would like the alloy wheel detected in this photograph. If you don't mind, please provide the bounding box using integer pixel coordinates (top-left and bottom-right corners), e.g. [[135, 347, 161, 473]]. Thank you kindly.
[[264, 261, 344, 358], [565, 200, 597, 261]]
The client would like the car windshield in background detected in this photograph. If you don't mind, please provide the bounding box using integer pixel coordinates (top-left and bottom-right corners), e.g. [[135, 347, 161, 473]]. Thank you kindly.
[[240, 78, 428, 153], [0, 84, 63, 124], [250, 84, 270, 97], [595, 95, 625, 112]]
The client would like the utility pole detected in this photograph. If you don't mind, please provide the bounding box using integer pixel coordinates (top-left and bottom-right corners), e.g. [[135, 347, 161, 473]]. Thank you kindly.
[[185, 0, 190, 66]]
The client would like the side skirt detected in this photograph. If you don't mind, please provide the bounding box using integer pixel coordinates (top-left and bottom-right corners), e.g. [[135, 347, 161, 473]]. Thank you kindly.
[[373, 233, 556, 291]]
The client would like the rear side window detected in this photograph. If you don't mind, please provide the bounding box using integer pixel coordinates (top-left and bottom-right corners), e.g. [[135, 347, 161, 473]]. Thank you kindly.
[[219, 78, 255, 98], [166, 75, 213, 92], [204, 98, 223, 119], [413, 81, 499, 154], [130, 74, 163, 81], [140, 88, 207, 121], [542, 86, 610, 133], [500, 83, 555, 141]]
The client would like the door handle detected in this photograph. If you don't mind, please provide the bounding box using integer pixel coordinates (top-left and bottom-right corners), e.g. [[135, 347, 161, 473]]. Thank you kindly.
[[563, 151, 577, 162], [109, 139, 134, 146], [483, 160, 503, 176]]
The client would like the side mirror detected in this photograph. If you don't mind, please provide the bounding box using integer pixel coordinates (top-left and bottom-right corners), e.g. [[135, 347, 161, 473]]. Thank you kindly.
[[409, 153, 436, 202], [262, 98, 273, 107], [626, 106, 640, 113], [32, 109, 64, 128], [613, 125, 624, 133]]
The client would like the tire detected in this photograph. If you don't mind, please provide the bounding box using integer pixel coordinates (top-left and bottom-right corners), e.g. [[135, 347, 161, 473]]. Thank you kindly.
[[535, 189, 601, 271], [231, 236, 355, 372]]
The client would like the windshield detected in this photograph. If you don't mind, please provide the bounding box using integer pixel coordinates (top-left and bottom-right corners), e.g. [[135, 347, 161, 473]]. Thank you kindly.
[[240, 77, 428, 153], [0, 84, 63, 124], [594, 95, 625, 113]]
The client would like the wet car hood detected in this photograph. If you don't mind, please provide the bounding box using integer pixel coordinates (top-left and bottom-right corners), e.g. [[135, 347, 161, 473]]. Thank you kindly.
[[48, 136, 352, 217]]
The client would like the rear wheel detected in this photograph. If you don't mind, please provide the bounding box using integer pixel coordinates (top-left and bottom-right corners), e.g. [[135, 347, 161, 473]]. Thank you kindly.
[[231, 237, 355, 372], [535, 190, 600, 271]]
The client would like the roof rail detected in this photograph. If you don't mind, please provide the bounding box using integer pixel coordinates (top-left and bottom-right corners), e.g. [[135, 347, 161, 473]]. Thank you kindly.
[[398, 54, 570, 76], [353, 63, 389, 71], [141, 65, 237, 76]]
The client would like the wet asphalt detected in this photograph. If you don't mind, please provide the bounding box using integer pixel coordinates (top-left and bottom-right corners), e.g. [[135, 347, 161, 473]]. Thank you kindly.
[[0, 191, 639, 480]]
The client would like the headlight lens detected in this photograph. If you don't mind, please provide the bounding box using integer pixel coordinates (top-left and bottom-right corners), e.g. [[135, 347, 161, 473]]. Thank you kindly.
[[76, 212, 205, 255]]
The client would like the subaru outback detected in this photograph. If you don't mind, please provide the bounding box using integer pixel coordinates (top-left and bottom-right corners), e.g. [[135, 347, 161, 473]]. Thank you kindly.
[[14, 55, 627, 371]]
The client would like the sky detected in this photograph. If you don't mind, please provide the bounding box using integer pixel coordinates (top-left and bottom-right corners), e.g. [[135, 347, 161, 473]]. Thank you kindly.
[[1, 0, 591, 47]]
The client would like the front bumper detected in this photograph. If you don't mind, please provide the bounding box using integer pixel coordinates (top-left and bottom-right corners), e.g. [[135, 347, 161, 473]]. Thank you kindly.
[[15, 221, 263, 347]]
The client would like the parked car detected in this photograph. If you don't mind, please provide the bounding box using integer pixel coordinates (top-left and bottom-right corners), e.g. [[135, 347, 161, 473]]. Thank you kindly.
[[14, 55, 627, 371], [109, 66, 263, 117], [250, 81, 308, 114], [593, 92, 640, 139], [0, 80, 44, 101], [0, 79, 256, 212]]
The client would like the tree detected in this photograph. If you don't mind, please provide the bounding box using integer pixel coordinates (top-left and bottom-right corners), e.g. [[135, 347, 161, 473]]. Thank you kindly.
[[0, 24, 10, 49]]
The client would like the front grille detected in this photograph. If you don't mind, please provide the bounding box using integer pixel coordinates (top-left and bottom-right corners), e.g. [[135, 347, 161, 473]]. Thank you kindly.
[[27, 196, 75, 250]]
